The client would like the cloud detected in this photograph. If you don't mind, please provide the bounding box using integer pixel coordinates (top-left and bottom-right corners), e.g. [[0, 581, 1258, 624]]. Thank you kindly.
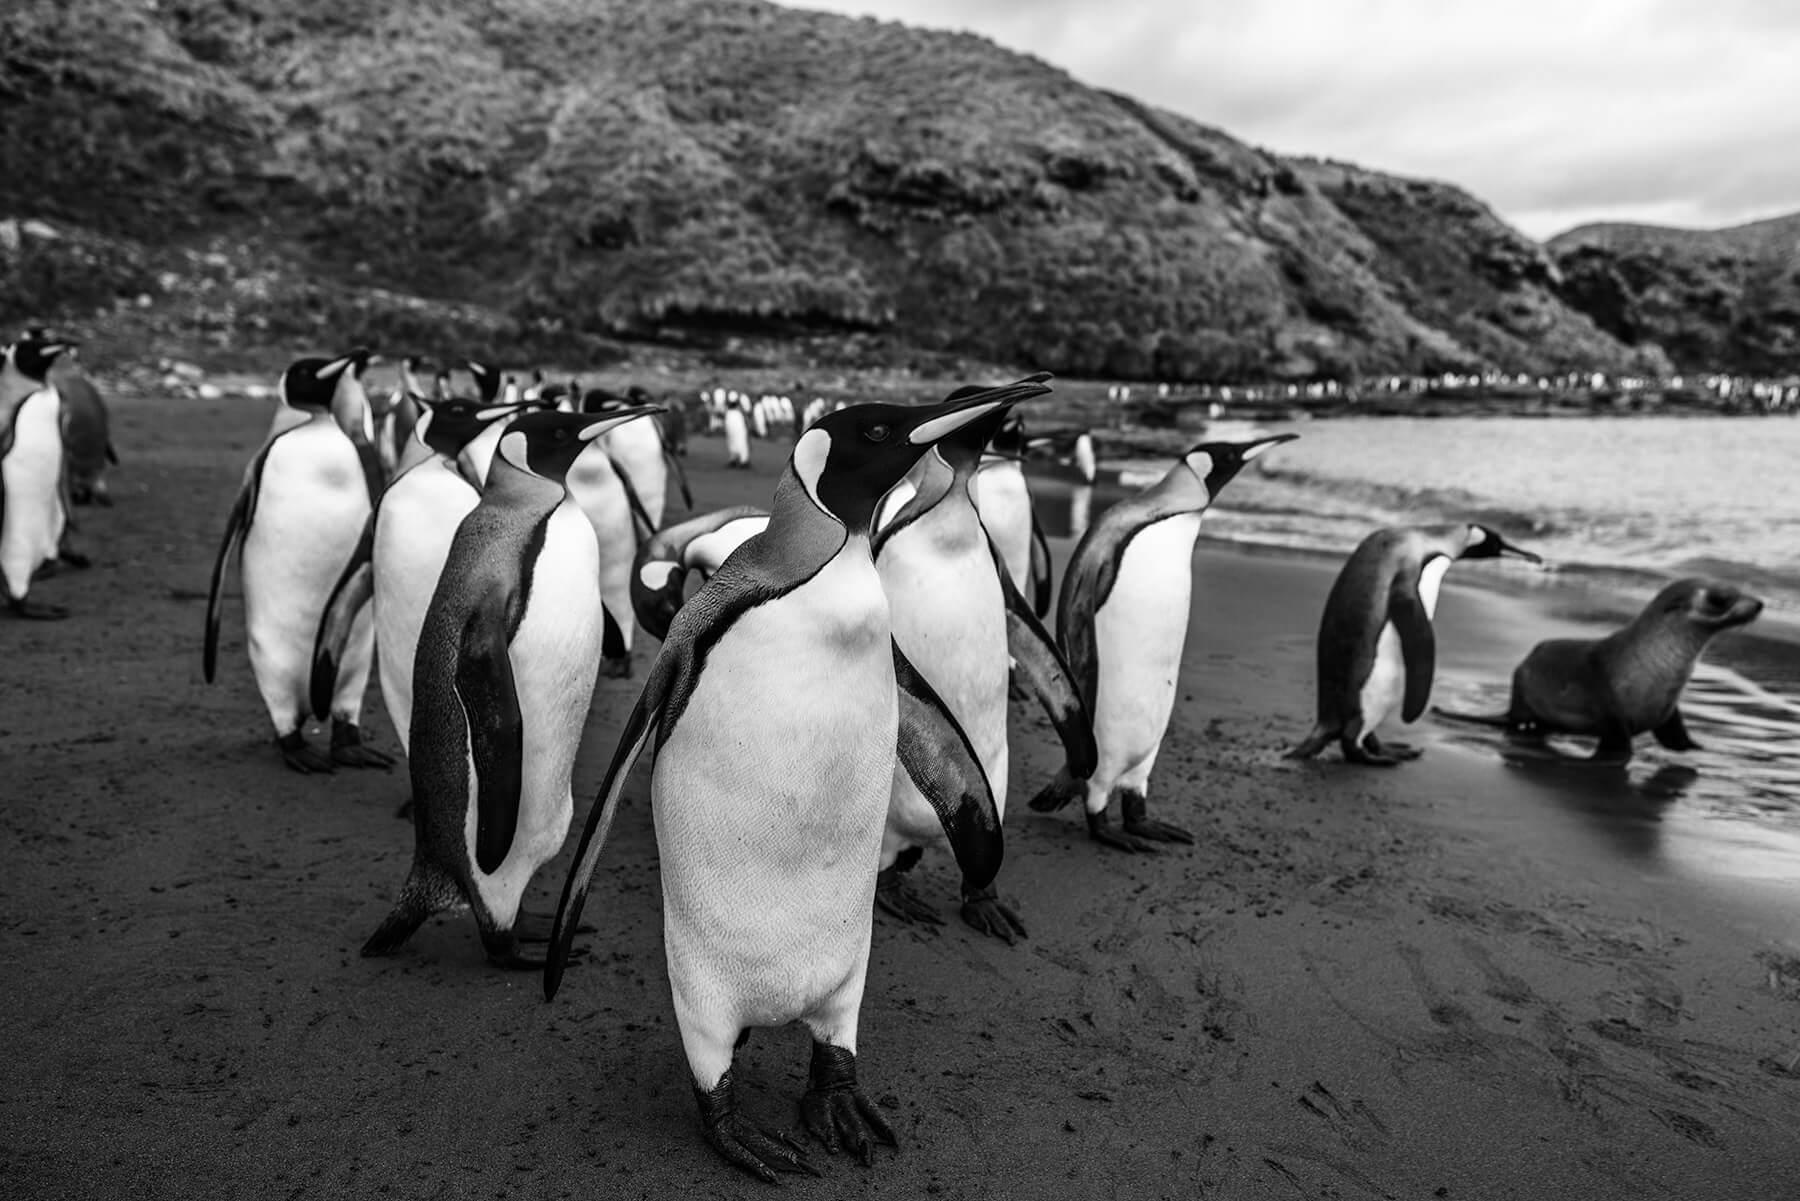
[[796, 0, 1800, 238]]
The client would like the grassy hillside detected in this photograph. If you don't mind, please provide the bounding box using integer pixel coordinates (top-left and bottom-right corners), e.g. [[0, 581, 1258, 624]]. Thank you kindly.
[[1549, 213, 1800, 375], [2, 0, 1644, 378]]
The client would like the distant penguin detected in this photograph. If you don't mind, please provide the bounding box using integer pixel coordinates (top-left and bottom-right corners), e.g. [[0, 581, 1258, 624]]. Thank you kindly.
[[975, 413, 1054, 616], [546, 389, 1020, 1182], [1, 333, 80, 619], [629, 505, 769, 642], [311, 396, 527, 758], [203, 349, 394, 772], [1070, 431, 1097, 484], [458, 360, 543, 484], [49, 351, 118, 507], [569, 392, 659, 677], [873, 378, 1095, 942], [376, 356, 425, 481], [362, 404, 659, 969], [1288, 524, 1540, 766], [1440, 577, 1756, 765], [1031, 434, 1297, 851], [723, 401, 751, 469]]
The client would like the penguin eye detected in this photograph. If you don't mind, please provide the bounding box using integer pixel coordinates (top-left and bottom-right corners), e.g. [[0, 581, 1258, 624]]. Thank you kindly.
[[864, 424, 892, 444]]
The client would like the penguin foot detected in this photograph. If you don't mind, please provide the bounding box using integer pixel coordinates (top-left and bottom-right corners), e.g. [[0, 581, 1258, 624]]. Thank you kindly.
[[599, 656, 633, 680], [1341, 741, 1400, 767], [800, 1043, 898, 1165], [874, 868, 943, 927], [8, 596, 69, 621], [277, 732, 336, 774], [697, 1070, 822, 1183], [330, 721, 395, 769], [960, 884, 1027, 944], [1366, 736, 1423, 761], [58, 547, 93, 570]]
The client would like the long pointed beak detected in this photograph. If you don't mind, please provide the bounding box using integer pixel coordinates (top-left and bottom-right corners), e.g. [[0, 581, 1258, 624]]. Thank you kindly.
[[1239, 431, 1300, 461], [1497, 537, 1543, 565], [907, 375, 1053, 446], [578, 404, 663, 441]]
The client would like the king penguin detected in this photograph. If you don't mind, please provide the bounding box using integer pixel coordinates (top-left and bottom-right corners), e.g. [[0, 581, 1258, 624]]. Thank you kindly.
[[455, 359, 524, 485], [584, 385, 692, 530], [311, 395, 531, 759], [375, 355, 425, 481], [545, 389, 1020, 1183], [1031, 434, 1297, 852], [203, 349, 393, 772], [872, 377, 1097, 942], [722, 397, 751, 469], [2, 332, 79, 619], [361, 404, 660, 969], [629, 504, 770, 642], [975, 413, 1054, 616], [1286, 523, 1541, 765], [569, 390, 660, 677]]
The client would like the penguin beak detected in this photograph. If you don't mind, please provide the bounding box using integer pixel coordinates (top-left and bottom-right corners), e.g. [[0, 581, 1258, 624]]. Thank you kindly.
[[1495, 537, 1543, 565], [905, 375, 1055, 446], [578, 404, 663, 441], [1238, 432, 1300, 461]]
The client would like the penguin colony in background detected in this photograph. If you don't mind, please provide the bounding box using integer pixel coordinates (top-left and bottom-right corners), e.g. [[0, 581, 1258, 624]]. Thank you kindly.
[[8, 330, 1767, 1183]]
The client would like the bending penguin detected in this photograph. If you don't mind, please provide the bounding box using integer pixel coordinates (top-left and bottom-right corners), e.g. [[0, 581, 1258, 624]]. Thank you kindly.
[[311, 395, 530, 760], [545, 389, 1017, 1183], [2, 332, 81, 619], [629, 504, 769, 642], [1287, 523, 1540, 766], [203, 349, 393, 772], [361, 404, 660, 969], [1032, 434, 1297, 852], [873, 377, 1097, 942]]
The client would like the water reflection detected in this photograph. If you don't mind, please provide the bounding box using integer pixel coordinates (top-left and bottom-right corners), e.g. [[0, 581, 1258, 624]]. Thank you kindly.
[[1497, 752, 1696, 859]]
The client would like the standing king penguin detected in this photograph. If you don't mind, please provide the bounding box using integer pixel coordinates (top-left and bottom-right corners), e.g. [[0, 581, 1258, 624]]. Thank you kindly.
[[1031, 434, 1297, 851], [203, 350, 392, 772], [975, 413, 1055, 617], [570, 390, 661, 677], [311, 396, 531, 758], [1, 333, 78, 619], [1287, 523, 1540, 765], [361, 404, 660, 969], [872, 378, 1096, 942], [545, 387, 1029, 1183]]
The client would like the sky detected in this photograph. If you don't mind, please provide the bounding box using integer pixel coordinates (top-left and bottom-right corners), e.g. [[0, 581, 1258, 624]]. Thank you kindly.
[[797, 0, 1800, 240]]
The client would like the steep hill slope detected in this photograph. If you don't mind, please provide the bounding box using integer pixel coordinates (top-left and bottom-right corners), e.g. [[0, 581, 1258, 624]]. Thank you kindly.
[[1549, 213, 1800, 375], [2, 0, 1639, 378]]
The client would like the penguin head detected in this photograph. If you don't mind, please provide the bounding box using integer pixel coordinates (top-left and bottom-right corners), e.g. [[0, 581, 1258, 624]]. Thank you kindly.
[[987, 411, 1028, 457], [419, 398, 529, 458], [793, 373, 1053, 532], [1455, 525, 1542, 564], [579, 387, 633, 415], [280, 348, 374, 411], [1180, 432, 1298, 499], [7, 333, 76, 382], [495, 406, 662, 482], [926, 384, 1030, 471], [466, 359, 502, 404]]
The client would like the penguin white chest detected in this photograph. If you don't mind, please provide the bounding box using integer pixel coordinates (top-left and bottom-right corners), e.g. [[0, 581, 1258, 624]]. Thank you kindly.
[[975, 463, 1031, 589], [653, 547, 894, 1023], [1360, 557, 1450, 732], [0, 387, 67, 597], [1092, 513, 1202, 767]]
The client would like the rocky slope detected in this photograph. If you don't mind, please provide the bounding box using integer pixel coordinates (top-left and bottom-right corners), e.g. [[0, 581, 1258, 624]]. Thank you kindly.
[[1549, 213, 1800, 376], [1, 0, 1650, 378]]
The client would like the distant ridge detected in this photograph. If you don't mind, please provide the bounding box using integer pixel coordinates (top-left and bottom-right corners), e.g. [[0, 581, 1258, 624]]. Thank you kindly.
[[0, 0, 1765, 377]]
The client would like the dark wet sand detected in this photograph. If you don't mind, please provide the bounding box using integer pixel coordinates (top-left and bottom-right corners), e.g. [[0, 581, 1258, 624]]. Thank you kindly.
[[5, 386, 1799, 1200]]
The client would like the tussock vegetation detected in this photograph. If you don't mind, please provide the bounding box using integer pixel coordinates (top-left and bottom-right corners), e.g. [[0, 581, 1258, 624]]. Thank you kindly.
[[0, 0, 1687, 377]]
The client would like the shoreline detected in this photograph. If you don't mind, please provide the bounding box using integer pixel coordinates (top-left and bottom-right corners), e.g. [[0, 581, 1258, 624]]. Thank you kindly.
[[5, 389, 1798, 1199]]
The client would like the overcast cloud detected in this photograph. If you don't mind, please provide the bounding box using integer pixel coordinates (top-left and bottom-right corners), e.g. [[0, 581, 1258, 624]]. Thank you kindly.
[[798, 0, 1800, 239]]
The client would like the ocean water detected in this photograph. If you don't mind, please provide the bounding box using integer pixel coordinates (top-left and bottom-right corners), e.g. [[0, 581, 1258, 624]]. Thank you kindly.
[[1023, 415, 1800, 865], [1157, 415, 1800, 616]]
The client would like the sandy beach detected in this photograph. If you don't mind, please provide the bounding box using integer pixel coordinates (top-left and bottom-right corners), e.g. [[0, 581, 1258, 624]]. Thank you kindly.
[[5, 384, 1799, 1200]]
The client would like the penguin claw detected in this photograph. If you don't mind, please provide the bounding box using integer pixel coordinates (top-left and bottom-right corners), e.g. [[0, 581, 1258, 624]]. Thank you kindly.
[[1122, 818, 1195, 845], [277, 734, 336, 774], [873, 874, 943, 927], [800, 1044, 897, 1165], [698, 1070, 823, 1183], [960, 890, 1027, 944], [330, 722, 395, 769]]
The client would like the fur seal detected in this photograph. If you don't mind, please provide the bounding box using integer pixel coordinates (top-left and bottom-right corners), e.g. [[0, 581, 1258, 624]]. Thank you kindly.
[[1452, 578, 1762, 764]]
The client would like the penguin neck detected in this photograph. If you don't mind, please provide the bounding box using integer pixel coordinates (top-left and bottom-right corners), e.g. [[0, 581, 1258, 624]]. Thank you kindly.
[[486, 452, 568, 509], [1147, 458, 1214, 515], [0, 363, 43, 417], [742, 471, 863, 581]]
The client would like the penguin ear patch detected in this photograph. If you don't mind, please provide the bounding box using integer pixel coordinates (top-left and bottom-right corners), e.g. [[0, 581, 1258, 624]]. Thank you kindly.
[[1185, 450, 1216, 480], [497, 429, 529, 467], [638, 561, 680, 591], [792, 427, 831, 515]]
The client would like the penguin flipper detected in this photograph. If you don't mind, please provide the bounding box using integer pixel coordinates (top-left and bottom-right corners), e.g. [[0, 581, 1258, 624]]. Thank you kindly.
[[1388, 574, 1437, 722], [1027, 505, 1053, 618], [610, 456, 656, 538], [309, 512, 376, 720], [892, 639, 1004, 891], [457, 602, 525, 876], [993, 540, 1097, 778], [546, 677, 661, 1001], [202, 448, 269, 683]]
